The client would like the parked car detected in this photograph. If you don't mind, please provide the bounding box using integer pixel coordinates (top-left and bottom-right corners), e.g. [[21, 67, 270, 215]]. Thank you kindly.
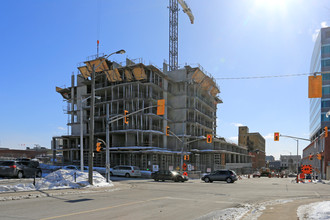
[[252, 172, 261, 178], [110, 165, 141, 177], [0, 160, 42, 178], [151, 170, 188, 182], [62, 165, 89, 171], [201, 169, 238, 183], [17, 160, 42, 178], [62, 165, 79, 170]]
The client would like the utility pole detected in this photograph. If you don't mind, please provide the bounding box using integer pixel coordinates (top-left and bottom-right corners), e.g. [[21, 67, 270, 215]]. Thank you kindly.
[[88, 64, 95, 185]]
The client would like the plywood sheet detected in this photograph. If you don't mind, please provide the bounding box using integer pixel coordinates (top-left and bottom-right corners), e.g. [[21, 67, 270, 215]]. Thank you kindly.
[[78, 66, 91, 78], [105, 69, 122, 82], [132, 66, 147, 80], [201, 77, 212, 91], [124, 69, 134, 81], [192, 69, 205, 83], [84, 58, 109, 73], [210, 87, 220, 97]]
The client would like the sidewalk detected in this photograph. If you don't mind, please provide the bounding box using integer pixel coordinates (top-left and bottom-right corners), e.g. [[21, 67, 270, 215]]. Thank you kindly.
[[258, 198, 329, 220]]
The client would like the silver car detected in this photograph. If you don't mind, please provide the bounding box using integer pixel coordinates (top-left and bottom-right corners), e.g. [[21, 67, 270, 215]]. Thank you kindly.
[[110, 165, 141, 177]]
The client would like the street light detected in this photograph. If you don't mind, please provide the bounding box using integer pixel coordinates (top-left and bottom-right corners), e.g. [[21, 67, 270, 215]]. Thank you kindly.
[[80, 96, 100, 172], [326, 110, 330, 118], [88, 49, 126, 185]]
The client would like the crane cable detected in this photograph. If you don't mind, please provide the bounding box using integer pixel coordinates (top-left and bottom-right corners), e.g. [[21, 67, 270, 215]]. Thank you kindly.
[[215, 73, 309, 80]]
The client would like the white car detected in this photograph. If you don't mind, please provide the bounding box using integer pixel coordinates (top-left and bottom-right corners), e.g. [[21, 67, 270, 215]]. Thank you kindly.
[[110, 165, 141, 177]]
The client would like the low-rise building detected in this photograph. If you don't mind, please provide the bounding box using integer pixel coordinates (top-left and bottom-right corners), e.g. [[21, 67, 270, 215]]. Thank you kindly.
[[280, 155, 301, 173]]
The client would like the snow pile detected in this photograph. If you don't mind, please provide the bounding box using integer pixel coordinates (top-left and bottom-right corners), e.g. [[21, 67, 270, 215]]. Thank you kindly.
[[196, 199, 293, 220], [297, 201, 330, 220], [0, 183, 35, 192], [195, 204, 251, 220], [0, 169, 112, 193], [35, 169, 112, 190]]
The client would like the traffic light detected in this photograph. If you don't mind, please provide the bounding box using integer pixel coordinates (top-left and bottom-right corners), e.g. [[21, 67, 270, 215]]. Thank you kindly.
[[309, 154, 313, 161], [317, 153, 322, 160], [308, 75, 322, 98], [325, 126, 328, 138], [206, 134, 212, 143], [157, 99, 165, 115], [96, 142, 103, 152], [184, 155, 190, 160], [124, 110, 129, 124], [166, 126, 170, 136], [274, 132, 279, 141]]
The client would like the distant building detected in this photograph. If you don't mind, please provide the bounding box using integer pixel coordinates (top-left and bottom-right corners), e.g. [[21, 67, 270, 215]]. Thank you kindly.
[[269, 160, 281, 171], [238, 126, 265, 170], [0, 148, 48, 160], [280, 155, 301, 173], [266, 155, 275, 162]]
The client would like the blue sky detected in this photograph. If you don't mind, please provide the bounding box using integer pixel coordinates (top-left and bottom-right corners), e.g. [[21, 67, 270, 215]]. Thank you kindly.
[[0, 0, 329, 160]]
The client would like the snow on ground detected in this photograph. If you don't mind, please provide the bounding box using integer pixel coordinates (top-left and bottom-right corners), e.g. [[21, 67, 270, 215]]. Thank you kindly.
[[297, 201, 330, 220], [196, 199, 293, 220], [0, 169, 113, 193]]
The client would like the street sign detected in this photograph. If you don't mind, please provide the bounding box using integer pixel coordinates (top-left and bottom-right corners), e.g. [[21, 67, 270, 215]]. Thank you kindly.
[[301, 165, 312, 174], [152, 165, 159, 172]]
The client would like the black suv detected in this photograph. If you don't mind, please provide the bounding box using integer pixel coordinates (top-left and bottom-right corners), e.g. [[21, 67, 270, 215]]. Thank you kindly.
[[151, 170, 188, 182], [201, 169, 237, 183], [0, 160, 42, 178]]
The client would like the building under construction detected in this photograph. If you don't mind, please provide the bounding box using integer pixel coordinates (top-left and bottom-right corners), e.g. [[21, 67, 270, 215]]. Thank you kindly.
[[52, 56, 252, 173]]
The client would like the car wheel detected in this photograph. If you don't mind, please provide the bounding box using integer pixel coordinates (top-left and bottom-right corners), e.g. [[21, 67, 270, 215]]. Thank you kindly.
[[17, 171, 23, 179], [125, 173, 130, 178], [36, 171, 42, 178], [226, 178, 232, 183], [204, 177, 211, 183], [154, 179, 159, 181]]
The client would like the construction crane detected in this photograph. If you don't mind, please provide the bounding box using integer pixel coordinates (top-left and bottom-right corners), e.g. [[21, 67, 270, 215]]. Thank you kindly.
[[169, 0, 194, 71]]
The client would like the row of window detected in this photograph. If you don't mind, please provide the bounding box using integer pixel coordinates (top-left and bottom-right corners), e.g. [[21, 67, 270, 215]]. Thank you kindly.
[[321, 45, 330, 55]]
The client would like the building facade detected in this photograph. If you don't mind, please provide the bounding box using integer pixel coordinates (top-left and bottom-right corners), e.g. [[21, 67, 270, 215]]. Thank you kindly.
[[307, 26, 330, 179], [238, 126, 265, 169], [52, 57, 252, 173], [280, 155, 301, 173], [302, 135, 330, 180], [310, 27, 330, 139]]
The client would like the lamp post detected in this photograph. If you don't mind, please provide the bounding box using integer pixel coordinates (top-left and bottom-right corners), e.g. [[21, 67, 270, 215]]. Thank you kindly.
[[88, 49, 126, 185], [80, 96, 100, 172]]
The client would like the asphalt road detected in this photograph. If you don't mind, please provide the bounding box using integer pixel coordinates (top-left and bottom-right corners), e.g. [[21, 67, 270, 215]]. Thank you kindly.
[[0, 177, 329, 220]]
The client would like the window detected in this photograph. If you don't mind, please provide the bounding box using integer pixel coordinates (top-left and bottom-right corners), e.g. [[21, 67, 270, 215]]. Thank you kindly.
[[323, 73, 330, 80], [321, 45, 330, 54], [321, 100, 330, 107], [321, 59, 330, 67], [323, 87, 330, 95]]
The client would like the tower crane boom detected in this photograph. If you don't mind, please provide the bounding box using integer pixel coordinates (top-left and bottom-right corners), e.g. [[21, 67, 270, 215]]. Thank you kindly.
[[178, 0, 194, 24]]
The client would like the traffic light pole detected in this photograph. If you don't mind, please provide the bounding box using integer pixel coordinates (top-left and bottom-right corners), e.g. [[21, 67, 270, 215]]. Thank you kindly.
[[168, 130, 206, 172], [279, 134, 310, 183]]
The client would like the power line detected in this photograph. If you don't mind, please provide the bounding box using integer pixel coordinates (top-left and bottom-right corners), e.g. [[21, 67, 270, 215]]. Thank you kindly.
[[215, 73, 310, 80]]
